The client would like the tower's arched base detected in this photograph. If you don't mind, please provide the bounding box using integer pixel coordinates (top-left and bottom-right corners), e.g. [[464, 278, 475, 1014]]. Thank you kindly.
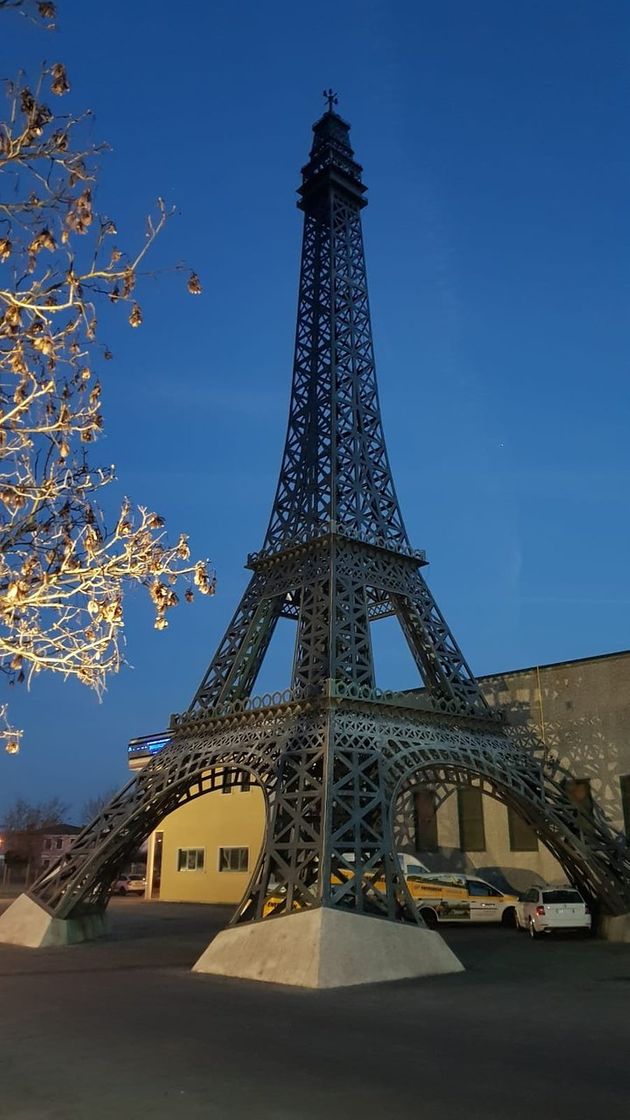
[[2, 697, 630, 960], [192, 907, 463, 988]]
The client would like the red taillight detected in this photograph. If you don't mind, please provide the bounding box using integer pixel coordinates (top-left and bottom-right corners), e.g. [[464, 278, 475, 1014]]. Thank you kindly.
[[535, 905, 545, 916]]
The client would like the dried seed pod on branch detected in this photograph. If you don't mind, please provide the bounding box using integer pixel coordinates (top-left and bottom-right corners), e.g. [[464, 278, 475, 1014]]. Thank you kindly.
[[0, 27, 212, 744]]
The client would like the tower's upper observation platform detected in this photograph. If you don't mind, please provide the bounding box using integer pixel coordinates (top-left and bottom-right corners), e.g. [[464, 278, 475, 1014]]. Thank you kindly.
[[299, 108, 367, 211]]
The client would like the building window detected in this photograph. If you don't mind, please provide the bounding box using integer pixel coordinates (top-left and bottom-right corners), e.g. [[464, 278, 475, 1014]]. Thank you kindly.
[[218, 847, 249, 872], [221, 769, 232, 794], [240, 772, 251, 793], [507, 805, 538, 851], [44, 838, 52, 850], [620, 776, 630, 835], [457, 788, 486, 852], [413, 789, 438, 852], [177, 848, 205, 872], [55, 838, 63, 849]]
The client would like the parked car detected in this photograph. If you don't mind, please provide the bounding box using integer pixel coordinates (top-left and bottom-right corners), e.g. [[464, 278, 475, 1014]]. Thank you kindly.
[[113, 873, 146, 896], [401, 873, 520, 928], [516, 885, 591, 937], [263, 863, 519, 927]]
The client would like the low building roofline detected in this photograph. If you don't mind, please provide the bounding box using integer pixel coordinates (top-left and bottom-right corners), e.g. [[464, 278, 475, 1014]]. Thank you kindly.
[[478, 648, 630, 682]]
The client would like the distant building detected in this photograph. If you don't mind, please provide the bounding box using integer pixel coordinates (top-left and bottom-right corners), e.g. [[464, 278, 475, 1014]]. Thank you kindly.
[[38, 825, 83, 870], [130, 649, 630, 902], [0, 823, 82, 882]]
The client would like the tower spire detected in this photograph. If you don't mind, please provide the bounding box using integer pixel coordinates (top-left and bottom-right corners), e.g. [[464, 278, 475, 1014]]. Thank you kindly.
[[263, 104, 408, 556], [323, 87, 338, 113]]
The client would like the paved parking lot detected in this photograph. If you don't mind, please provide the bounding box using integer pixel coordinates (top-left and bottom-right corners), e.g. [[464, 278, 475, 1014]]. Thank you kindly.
[[1, 898, 629, 1120]]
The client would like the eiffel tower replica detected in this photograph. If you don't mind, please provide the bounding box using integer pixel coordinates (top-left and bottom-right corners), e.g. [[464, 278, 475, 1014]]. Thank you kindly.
[[2, 96, 630, 978]]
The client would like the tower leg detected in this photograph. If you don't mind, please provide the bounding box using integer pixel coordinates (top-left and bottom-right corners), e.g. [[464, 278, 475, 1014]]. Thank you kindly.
[[193, 908, 463, 988], [0, 893, 108, 948]]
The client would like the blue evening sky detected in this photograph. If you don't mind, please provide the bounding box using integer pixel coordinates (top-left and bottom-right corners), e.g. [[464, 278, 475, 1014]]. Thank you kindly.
[[1, 0, 629, 819]]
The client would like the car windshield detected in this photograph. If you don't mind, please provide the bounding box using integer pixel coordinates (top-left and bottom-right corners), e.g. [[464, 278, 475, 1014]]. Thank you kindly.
[[542, 890, 582, 904]]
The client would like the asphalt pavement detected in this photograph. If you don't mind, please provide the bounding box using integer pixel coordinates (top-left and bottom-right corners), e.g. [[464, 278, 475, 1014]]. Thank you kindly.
[[0, 898, 629, 1120]]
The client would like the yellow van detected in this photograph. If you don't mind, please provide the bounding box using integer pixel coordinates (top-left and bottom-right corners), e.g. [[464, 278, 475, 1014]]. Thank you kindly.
[[402, 873, 519, 928], [263, 863, 518, 927]]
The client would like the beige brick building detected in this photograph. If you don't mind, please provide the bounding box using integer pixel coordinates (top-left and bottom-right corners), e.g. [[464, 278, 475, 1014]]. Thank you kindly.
[[397, 649, 630, 893]]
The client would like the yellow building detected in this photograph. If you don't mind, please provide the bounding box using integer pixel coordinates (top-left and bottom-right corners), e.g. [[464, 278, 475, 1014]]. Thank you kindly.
[[128, 752, 265, 904], [130, 649, 630, 905]]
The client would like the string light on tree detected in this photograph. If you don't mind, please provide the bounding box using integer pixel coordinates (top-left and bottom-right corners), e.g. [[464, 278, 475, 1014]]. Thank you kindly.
[[0, 705, 23, 754]]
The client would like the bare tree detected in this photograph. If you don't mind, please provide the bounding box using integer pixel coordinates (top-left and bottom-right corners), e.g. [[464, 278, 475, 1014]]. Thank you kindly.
[[1, 792, 70, 883], [3, 794, 69, 829], [0, 4, 213, 750], [0, 0, 56, 20]]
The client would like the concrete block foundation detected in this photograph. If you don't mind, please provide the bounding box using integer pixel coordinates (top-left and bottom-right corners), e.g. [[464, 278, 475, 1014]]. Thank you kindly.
[[600, 912, 630, 942], [193, 907, 464, 988], [0, 893, 109, 948]]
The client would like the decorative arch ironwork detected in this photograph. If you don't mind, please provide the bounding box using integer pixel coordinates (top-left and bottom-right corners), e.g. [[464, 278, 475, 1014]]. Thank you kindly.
[[383, 723, 630, 915], [30, 716, 286, 919]]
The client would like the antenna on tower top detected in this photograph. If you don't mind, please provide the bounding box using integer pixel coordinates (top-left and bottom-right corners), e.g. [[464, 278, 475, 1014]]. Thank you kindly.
[[323, 88, 338, 113]]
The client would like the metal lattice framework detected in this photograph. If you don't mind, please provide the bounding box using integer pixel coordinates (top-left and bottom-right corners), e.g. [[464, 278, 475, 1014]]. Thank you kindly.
[[24, 101, 630, 928]]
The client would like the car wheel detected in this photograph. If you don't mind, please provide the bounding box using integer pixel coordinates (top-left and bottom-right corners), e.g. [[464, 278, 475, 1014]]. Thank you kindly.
[[420, 907, 439, 931], [118, 887, 126, 896], [501, 907, 517, 929]]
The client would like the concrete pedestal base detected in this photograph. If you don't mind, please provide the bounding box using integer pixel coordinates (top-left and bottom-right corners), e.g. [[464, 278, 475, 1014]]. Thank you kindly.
[[600, 912, 630, 942], [193, 907, 464, 988], [0, 893, 108, 948]]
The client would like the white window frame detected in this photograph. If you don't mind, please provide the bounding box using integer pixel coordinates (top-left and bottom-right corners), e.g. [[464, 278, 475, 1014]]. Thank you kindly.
[[176, 847, 205, 872], [217, 846, 249, 873]]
